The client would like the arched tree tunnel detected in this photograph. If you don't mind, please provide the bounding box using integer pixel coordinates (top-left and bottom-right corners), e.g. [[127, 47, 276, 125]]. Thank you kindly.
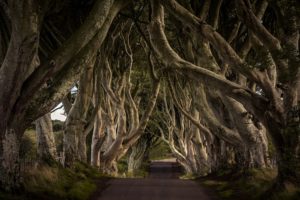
[[0, 0, 299, 199]]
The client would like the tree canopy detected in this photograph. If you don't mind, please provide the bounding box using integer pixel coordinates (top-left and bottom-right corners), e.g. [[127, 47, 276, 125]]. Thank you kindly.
[[0, 0, 299, 197]]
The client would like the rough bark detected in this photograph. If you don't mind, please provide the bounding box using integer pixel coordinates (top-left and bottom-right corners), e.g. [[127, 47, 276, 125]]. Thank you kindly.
[[91, 109, 105, 167], [0, 129, 22, 192], [0, 0, 44, 191], [93, 24, 161, 173], [23, 0, 129, 124], [160, 87, 210, 175], [155, 0, 299, 187], [63, 57, 95, 167], [127, 139, 148, 174], [16, 0, 115, 109], [35, 113, 57, 163], [99, 76, 160, 173], [0, 0, 42, 137]]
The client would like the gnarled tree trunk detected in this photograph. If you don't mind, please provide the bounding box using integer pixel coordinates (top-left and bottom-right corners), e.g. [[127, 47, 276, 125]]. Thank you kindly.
[[63, 57, 95, 167], [35, 113, 57, 163], [91, 108, 105, 167], [127, 138, 148, 174], [0, 128, 23, 192]]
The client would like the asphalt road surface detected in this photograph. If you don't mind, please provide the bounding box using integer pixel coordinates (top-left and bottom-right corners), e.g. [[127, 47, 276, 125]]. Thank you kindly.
[[93, 161, 215, 200]]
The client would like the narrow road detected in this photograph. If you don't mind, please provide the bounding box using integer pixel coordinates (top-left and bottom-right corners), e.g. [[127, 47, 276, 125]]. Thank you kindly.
[[93, 161, 215, 200]]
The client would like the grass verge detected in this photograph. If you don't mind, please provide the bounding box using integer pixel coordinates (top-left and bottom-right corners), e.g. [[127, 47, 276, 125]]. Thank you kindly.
[[0, 162, 108, 200], [198, 168, 300, 200]]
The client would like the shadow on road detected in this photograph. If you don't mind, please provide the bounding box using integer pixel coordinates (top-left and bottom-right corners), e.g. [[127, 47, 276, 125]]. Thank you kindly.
[[148, 161, 183, 179], [90, 160, 217, 200]]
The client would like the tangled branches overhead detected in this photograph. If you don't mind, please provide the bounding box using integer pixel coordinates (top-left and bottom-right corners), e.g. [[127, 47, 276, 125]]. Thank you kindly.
[[0, 0, 299, 193]]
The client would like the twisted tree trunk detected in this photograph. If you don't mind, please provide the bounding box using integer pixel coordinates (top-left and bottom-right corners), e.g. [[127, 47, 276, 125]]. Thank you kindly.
[[91, 109, 105, 167], [0, 0, 130, 191], [0, 0, 44, 191], [127, 139, 148, 174], [63, 58, 95, 167], [35, 113, 57, 163]]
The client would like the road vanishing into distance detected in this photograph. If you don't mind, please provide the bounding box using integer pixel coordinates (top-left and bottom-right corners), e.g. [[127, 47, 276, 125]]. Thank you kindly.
[[92, 160, 216, 200]]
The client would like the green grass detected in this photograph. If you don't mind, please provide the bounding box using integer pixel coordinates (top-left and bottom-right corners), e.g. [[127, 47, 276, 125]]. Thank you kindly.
[[117, 158, 129, 176], [148, 140, 172, 160], [199, 168, 300, 200], [127, 161, 150, 178], [180, 173, 197, 180], [22, 162, 104, 200], [20, 129, 37, 160], [68, 180, 97, 200], [1, 129, 108, 200], [1, 156, 106, 200], [117, 157, 149, 178]]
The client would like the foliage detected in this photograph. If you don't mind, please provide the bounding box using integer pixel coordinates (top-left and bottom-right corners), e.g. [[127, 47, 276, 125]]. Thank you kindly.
[[148, 139, 172, 160], [20, 129, 37, 161], [20, 129, 64, 160], [117, 157, 129, 177], [54, 130, 64, 154], [52, 120, 64, 132], [129, 159, 150, 178], [117, 155, 149, 178], [179, 173, 197, 180]]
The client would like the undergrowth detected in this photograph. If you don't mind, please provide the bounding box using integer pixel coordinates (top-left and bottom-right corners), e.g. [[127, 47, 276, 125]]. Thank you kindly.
[[117, 158, 149, 178], [199, 168, 300, 200], [0, 162, 106, 200]]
